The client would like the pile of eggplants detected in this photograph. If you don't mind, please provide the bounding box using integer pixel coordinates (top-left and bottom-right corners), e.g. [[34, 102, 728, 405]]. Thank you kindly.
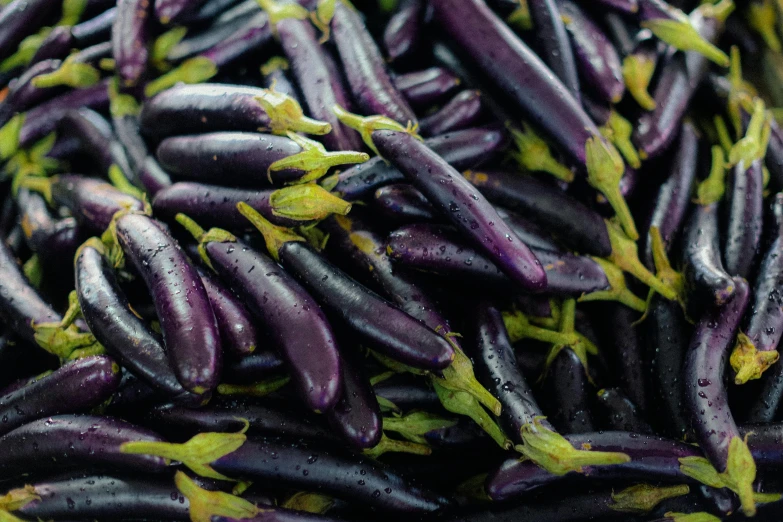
[[5, 0, 783, 520]]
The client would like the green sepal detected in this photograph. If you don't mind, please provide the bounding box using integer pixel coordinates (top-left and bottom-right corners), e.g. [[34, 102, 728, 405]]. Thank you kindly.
[[122, 424, 249, 481], [432, 343, 500, 415], [108, 164, 144, 200], [585, 136, 638, 240], [506, 0, 532, 31], [644, 226, 687, 311], [382, 411, 458, 444], [726, 46, 757, 139], [0, 29, 51, 73], [731, 332, 779, 384], [297, 222, 329, 251], [363, 432, 432, 459], [433, 381, 511, 449], [600, 110, 642, 169], [748, 0, 782, 52], [713, 115, 733, 154], [269, 183, 352, 221], [609, 484, 690, 514], [369, 371, 395, 386], [694, 146, 727, 205], [0, 114, 24, 161], [370, 350, 427, 375], [622, 53, 656, 111], [281, 492, 335, 515], [16, 172, 53, 203], [256, 0, 309, 29], [729, 98, 770, 167], [0, 485, 40, 511], [255, 91, 332, 136], [22, 254, 42, 289], [310, 0, 336, 42], [144, 57, 218, 98], [455, 473, 491, 502], [32, 321, 102, 360], [578, 257, 647, 312], [217, 375, 291, 397], [641, 17, 728, 67], [540, 300, 599, 382], [333, 104, 419, 157], [175, 213, 237, 271], [151, 27, 188, 71], [376, 395, 400, 413], [175, 471, 260, 522], [663, 512, 722, 522], [58, 0, 87, 26], [30, 60, 100, 89], [516, 417, 630, 475], [0, 510, 27, 522], [268, 132, 368, 184], [108, 77, 140, 118], [260, 56, 289, 76], [501, 308, 580, 345], [509, 125, 574, 182], [237, 202, 304, 261]]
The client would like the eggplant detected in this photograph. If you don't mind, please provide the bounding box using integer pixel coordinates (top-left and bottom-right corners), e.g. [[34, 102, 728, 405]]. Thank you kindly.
[[223, 351, 286, 384], [17, 188, 79, 264], [261, 56, 300, 103], [0, 0, 59, 62], [325, 353, 382, 449], [419, 90, 484, 137], [0, 59, 62, 126], [723, 159, 764, 278], [528, 0, 581, 101], [372, 183, 437, 223], [394, 67, 462, 109], [112, 0, 154, 87], [597, 303, 647, 412], [595, 388, 652, 434], [544, 347, 596, 434], [683, 203, 735, 307], [384, 0, 424, 63]]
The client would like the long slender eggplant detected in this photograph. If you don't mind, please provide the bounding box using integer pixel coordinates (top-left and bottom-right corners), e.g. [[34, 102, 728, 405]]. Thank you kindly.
[[598, 303, 647, 412], [373, 183, 438, 223], [374, 375, 439, 411], [325, 354, 382, 449], [75, 240, 195, 400], [393, 67, 462, 109], [0, 59, 61, 126], [17, 187, 79, 263], [261, 57, 300, 103], [723, 159, 764, 278], [595, 388, 652, 433], [223, 351, 285, 383], [116, 213, 221, 396], [176, 216, 342, 412], [544, 347, 596, 434], [112, 0, 153, 87], [331, 1, 417, 125], [167, 14, 250, 62], [195, 10, 272, 69], [0, 355, 119, 437], [384, 0, 424, 63], [419, 90, 484, 137], [155, 0, 198, 24], [333, 126, 506, 201], [527, 0, 581, 101], [0, 0, 59, 62]]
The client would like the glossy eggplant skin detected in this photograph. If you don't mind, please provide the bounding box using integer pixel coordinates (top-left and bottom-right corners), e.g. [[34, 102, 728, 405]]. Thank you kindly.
[[684, 277, 750, 471], [112, 0, 154, 87], [372, 129, 546, 292], [0, 0, 58, 61], [17, 188, 80, 264], [197, 11, 272, 68], [595, 388, 653, 434], [723, 159, 764, 278], [0, 60, 61, 126], [223, 351, 285, 384], [683, 203, 736, 307], [210, 436, 453, 513], [599, 303, 647, 413], [325, 354, 382, 449], [51, 175, 144, 232], [419, 90, 484, 137], [374, 374, 440, 411], [394, 67, 462, 109], [544, 347, 596, 434], [116, 214, 222, 396], [527, 0, 580, 101], [384, 0, 424, 63], [373, 183, 438, 223], [75, 243, 194, 401]]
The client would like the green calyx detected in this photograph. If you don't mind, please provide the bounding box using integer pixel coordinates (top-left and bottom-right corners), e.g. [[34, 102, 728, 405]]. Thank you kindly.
[[678, 435, 762, 516], [281, 492, 335, 515], [151, 27, 188, 71], [455, 473, 491, 502], [0, 29, 51, 73], [175, 471, 261, 522], [622, 53, 656, 111], [122, 424, 249, 481], [663, 512, 722, 522], [0, 510, 27, 522], [310, 0, 336, 42], [269, 132, 368, 184], [609, 484, 690, 514], [641, 7, 730, 67], [16, 173, 53, 204], [370, 350, 427, 375], [174, 213, 237, 271], [237, 201, 304, 261], [647, 226, 687, 308], [382, 411, 458, 445], [694, 146, 727, 205], [579, 257, 647, 312], [726, 47, 758, 139], [144, 57, 218, 98], [585, 136, 638, 240], [730, 332, 779, 384], [33, 289, 105, 359], [713, 115, 733, 154], [516, 417, 631, 475], [509, 125, 574, 183], [58, 0, 87, 26], [506, 0, 532, 31], [22, 254, 42, 288], [729, 98, 770, 167], [261, 57, 289, 76], [363, 433, 432, 459], [256, 0, 309, 29], [216, 375, 291, 397], [256, 90, 332, 136], [31, 60, 100, 89], [433, 381, 511, 449], [432, 343, 501, 416], [0, 485, 40, 512], [333, 104, 419, 157], [270, 183, 352, 221], [0, 114, 24, 161], [501, 308, 580, 346], [540, 299, 599, 381], [748, 0, 782, 53], [600, 111, 642, 169], [107, 164, 145, 200], [108, 77, 140, 118]]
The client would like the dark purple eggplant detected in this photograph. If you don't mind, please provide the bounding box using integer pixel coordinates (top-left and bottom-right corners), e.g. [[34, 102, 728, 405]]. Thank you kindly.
[[384, 0, 424, 63], [155, 0, 198, 23], [110, 105, 172, 195], [372, 183, 437, 223], [0, 355, 119, 437], [0, 414, 167, 476], [112, 0, 153, 87], [0, 0, 59, 62], [0, 59, 61, 126], [223, 351, 285, 383], [589, 0, 639, 13], [325, 354, 382, 449], [684, 277, 756, 515], [176, 216, 342, 412], [374, 374, 439, 411], [419, 90, 483, 137], [116, 213, 221, 396], [683, 202, 736, 307], [261, 56, 300, 103], [595, 388, 652, 434], [17, 187, 79, 263], [75, 239, 195, 401], [333, 126, 506, 201], [72, 5, 117, 45], [196, 10, 271, 67], [598, 303, 647, 412], [167, 13, 250, 62], [723, 159, 764, 278], [394, 67, 462, 109], [196, 265, 257, 357], [331, 1, 417, 125], [528, 0, 581, 101], [544, 347, 596, 434], [29, 26, 74, 64]]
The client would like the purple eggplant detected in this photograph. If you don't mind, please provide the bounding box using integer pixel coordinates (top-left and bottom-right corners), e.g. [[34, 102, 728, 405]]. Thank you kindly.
[[116, 213, 221, 396], [110, 108, 172, 195], [528, 0, 581, 101], [112, 0, 153, 87], [331, 1, 417, 125], [72, 5, 117, 45], [0, 59, 61, 126], [0, 355, 119, 436], [723, 159, 764, 278], [394, 67, 462, 109], [373, 183, 437, 223], [369, 129, 546, 292], [544, 347, 596, 434], [589, 0, 639, 13], [167, 13, 250, 62], [333, 126, 506, 201], [597, 303, 647, 412], [0, 0, 59, 62], [196, 265, 257, 357], [75, 239, 195, 401], [29, 26, 74, 64], [683, 202, 736, 307], [325, 354, 382, 449], [0, 414, 167, 476], [595, 388, 652, 434], [196, 10, 271, 68], [223, 351, 285, 383], [155, 0, 199, 24], [17, 188, 79, 263], [419, 90, 484, 137], [684, 277, 756, 515], [374, 374, 439, 411], [176, 216, 342, 412], [261, 57, 300, 103], [384, 0, 424, 63]]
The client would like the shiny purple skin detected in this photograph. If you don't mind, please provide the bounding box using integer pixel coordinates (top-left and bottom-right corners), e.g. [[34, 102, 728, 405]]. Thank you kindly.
[[278, 240, 455, 370], [17, 188, 80, 262], [262, 63, 300, 103], [112, 113, 172, 194], [199, 11, 272, 68], [196, 265, 257, 357], [333, 126, 506, 201], [387, 223, 608, 295], [213, 510, 344, 522], [17, 79, 110, 149], [0, 236, 59, 345], [419, 90, 484, 137], [0, 356, 120, 437], [153, 182, 302, 230], [203, 239, 341, 412], [544, 348, 596, 434], [485, 432, 702, 501], [155, 0, 198, 23], [29, 25, 73, 64], [766, 118, 783, 190], [528, 0, 581, 102], [326, 355, 382, 449], [373, 183, 437, 223], [470, 301, 549, 444], [685, 277, 750, 471], [431, 0, 603, 168], [223, 351, 285, 384], [112, 0, 153, 87], [50, 175, 144, 232], [0, 0, 58, 61], [156, 132, 304, 185], [0, 59, 62, 125], [59, 108, 115, 171], [372, 130, 546, 292], [596, 388, 652, 434], [15, 474, 190, 521], [558, 0, 624, 103], [373, 374, 439, 410], [394, 67, 462, 109], [277, 18, 362, 152], [739, 423, 783, 467], [69, 40, 113, 66], [723, 159, 764, 278], [383, 0, 424, 62], [641, 122, 699, 269], [331, 2, 417, 125], [463, 169, 612, 257], [494, 207, 563, 253], [167, 13, 249, 61], [116, 214, 222, 396], [0, 414, 167, 476], [75, 244, 193, 401], [140, 83, 277, 141], [598, 303, 647, 413], [138, 156, 173, 195], [211, 437, 453, 513], [633, 7, 724, 158], [683, 203, 736, 306], [71, 6, 117, 46], [587, 0, 639, 13]]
